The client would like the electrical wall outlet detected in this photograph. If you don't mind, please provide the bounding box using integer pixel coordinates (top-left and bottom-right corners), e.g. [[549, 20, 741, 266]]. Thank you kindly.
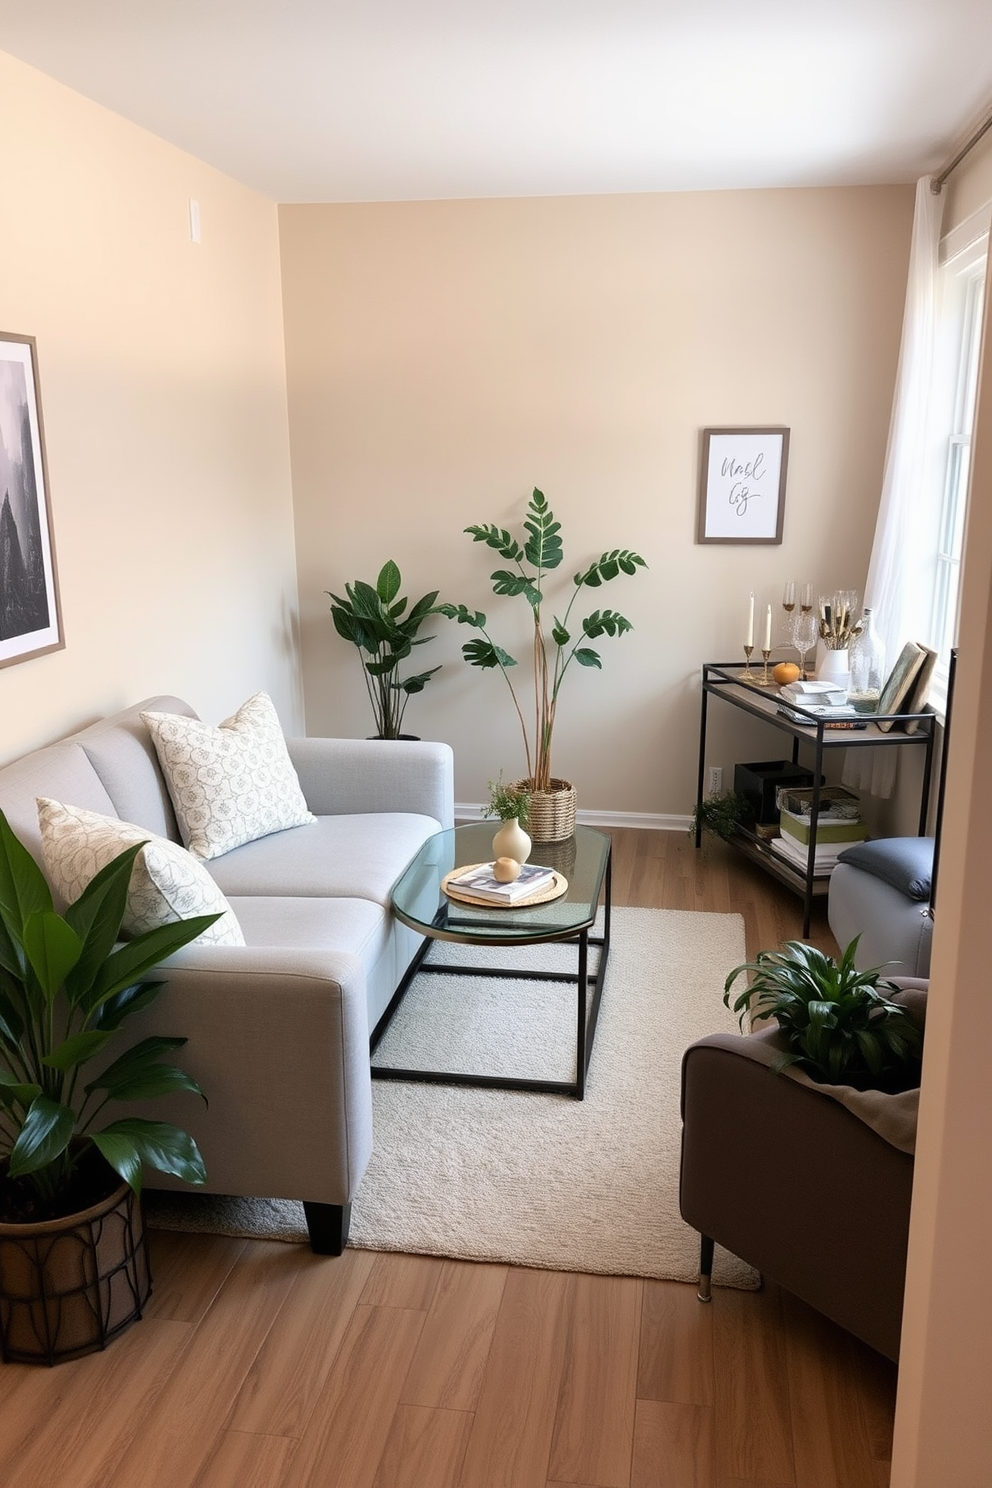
[[708, 766, 723, 795]]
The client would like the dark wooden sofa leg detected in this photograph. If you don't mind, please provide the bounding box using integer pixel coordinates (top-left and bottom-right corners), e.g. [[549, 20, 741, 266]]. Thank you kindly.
[[302, 1201, 352, 1255], [697, 1234, 714, 1302]]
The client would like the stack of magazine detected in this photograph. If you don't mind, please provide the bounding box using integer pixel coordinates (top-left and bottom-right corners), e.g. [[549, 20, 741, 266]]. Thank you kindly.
[[777, 678, 862, 725], [447, 861, 556, 904]]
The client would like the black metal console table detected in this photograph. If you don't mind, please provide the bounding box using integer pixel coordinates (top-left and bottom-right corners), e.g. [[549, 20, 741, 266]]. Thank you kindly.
[[696, 662, 937, 937]]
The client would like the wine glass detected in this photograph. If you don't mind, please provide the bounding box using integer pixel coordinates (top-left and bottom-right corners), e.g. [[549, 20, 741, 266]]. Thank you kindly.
[[790, 608, 819, 680]]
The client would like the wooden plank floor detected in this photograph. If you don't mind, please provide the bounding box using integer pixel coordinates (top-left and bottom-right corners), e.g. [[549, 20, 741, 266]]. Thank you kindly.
[[0, 829, 896, 1488]]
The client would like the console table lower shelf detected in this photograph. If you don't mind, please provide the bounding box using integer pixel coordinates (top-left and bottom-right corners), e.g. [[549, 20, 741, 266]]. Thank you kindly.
[[728, 828, 832, 902]]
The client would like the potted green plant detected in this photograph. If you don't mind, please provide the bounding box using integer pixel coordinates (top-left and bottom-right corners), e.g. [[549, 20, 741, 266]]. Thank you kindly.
[[723, 936, 923, 1090], [482, 773, 532, 863], [0, 808, 217, 1364], [482, 773, 531, 828], [438, 487, 646, 840], [327, 559, 443, 739], [688, 790, 754, 843]]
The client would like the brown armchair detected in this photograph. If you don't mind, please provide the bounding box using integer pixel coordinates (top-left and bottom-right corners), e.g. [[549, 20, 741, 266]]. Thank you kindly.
[[678, 983, 925, 1362]]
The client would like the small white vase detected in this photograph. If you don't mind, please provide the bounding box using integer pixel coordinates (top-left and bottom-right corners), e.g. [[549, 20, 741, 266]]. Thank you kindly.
[[492, 817, 531, 865], [815, 643, 850, 688]]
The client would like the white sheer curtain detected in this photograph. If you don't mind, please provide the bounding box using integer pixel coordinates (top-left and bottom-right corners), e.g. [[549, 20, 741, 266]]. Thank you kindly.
[[844, 177, 944, 798]]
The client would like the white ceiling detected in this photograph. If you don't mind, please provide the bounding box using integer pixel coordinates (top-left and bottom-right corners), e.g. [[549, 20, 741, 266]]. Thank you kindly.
[[2, 0, 992, 203]]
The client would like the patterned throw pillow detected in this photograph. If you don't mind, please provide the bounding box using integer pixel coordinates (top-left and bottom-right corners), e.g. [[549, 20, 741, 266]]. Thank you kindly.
[[141, 692, 316, 861], [36, 798, 246, 946]]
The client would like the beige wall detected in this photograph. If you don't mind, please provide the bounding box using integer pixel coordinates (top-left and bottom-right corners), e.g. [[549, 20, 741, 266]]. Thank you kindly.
[[281, 188, 913, 815], [0, 52, 300, 764], [891, 146, 992, 1486]]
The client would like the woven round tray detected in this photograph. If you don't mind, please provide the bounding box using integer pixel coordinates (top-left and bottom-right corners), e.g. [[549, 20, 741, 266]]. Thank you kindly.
[[442, 864, 569, 909]]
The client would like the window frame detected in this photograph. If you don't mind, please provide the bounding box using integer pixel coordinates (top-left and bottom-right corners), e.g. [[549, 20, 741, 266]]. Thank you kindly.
[[926, 223, 989, 717]]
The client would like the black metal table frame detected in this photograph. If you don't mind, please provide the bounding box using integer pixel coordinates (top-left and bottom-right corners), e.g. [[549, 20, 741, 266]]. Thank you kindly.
[[372, 844, 612, 1100], [696, 662, 936, 938]]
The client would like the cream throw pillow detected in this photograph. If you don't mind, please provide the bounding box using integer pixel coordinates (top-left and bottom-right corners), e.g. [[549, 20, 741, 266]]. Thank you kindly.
[[141, 691, 316, 861], [37, 798, 245, 946]]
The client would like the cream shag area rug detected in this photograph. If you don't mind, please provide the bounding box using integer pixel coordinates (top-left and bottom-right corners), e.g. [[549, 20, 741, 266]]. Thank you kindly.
[[145, 906, 758, 1288]]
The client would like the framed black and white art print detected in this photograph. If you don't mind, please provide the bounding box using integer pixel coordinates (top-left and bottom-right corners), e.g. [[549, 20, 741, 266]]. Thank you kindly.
[[696, 426, 790, 544], [0, 333, 64, 668]]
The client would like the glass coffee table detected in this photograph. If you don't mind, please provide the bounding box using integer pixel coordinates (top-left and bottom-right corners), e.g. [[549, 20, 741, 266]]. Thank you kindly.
[[376, 822, 612, 1099]]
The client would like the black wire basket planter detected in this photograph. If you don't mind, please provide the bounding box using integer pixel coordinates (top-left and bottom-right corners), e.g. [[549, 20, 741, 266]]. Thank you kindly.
[[0, 1167, 151, 1366]]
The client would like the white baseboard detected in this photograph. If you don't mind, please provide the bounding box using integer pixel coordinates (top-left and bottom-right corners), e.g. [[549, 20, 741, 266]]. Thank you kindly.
[[455, 803, 690, 832]]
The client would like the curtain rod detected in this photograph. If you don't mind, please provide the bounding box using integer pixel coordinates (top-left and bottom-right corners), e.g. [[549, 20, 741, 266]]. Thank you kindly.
[[931, 107, 992, 194]]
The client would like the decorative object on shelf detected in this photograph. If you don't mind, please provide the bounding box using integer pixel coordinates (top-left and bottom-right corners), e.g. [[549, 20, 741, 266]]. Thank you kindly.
[[789, 602, 819, 681], [0, 809, 215, 1365], [440, 487, 646, 842], [723, 937, 923, 1091], [696, 427, 790, 544], [742, 592, 757, 679], [733, 760, 818, 826], [483, 772, 532, 863], [848, 606, 886, 712], [688, 790, 755, 843], [0, 334, 64, 670], [327, 559, 444, 739], [772, 662, 801, 685], [492, 856, 522, 883], [901, 645, 937, 735], [875, 641, 934, 734], [816, 590, 863, 685]]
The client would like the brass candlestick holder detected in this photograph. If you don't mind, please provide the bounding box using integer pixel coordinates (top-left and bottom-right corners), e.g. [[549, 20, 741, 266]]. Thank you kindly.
[[742, 644, 756, 680], [758, 648, 773, 686]]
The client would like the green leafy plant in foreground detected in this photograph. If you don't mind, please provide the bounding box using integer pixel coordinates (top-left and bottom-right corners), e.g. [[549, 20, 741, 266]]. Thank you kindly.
[[438, 487, 646, 793], [724, 936, 923, 1088], [327, 559, 443, 739], [0, 807, 215, 1219]]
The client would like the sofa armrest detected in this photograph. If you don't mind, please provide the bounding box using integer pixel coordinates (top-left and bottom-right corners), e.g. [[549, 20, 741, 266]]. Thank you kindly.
[[118, 945, 374, 1206], [680, 1039, 913, 1359], [286, 737, 454, 829]]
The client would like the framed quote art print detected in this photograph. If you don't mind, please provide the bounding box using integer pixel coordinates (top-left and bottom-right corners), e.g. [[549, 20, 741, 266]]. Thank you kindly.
[[696, 426, 790, 544], [0, 333, 64, 668]]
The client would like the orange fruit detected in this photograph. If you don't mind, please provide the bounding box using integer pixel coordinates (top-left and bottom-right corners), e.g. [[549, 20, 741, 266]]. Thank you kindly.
[[772, 662, 801, 685]]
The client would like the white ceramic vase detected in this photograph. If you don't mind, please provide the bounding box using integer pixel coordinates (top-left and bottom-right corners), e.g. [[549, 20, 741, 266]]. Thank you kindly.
[[492, 817, 531, 865], [815, 643, 850, 688]]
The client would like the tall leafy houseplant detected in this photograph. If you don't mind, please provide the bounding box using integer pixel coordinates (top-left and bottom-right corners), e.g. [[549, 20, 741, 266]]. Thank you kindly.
[[328, 560, 443, 739], [0, 809, 214, 1223], [439, 488, 646, 792]]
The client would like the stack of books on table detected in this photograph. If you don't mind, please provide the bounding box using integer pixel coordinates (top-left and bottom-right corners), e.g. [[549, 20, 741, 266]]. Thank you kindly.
[[777, 679, 865, 727], [769, 785, 869, 876], [447, 861, 556, 903]]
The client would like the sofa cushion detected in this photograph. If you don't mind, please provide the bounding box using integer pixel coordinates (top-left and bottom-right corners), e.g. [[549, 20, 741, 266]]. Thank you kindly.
[[0, 743, 118, 876], [228, 894, 389, 964], [206, 812, 441, 905], [77, 695, 199, 840], [142, 692, 316, 861], [37, 798, 245, 946], [836, 837, 934, 902]]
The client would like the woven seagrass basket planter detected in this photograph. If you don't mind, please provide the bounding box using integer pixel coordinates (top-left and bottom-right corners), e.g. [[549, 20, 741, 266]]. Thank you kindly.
[[512, 778, 577, 844], [0, 1165, 151, 1366]]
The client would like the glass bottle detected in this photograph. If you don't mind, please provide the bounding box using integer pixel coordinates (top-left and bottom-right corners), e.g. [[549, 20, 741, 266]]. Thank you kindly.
[[848, 607, 886, 712]]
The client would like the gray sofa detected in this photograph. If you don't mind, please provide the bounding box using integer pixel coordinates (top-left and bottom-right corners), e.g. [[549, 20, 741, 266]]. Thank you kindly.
[[0, 695, 454, 1253], [828, 836, 934, 978]]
